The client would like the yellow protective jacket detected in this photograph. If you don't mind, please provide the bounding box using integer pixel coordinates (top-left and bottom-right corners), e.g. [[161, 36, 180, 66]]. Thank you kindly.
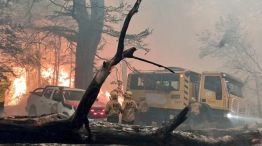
[[105, 99, 122, 117], [122, 99, 138, 122], [0, 80, 9, 103]]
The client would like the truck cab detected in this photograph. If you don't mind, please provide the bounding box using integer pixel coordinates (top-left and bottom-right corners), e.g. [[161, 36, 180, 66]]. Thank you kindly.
[[199, 72, 244, 117]]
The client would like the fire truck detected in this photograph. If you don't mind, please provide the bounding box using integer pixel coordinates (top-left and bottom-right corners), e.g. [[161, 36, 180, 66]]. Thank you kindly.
[[127, 67, 249, 126]]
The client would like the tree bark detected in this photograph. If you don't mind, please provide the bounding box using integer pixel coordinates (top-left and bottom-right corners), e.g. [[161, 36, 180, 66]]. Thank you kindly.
[[74, 0, 105, 89]]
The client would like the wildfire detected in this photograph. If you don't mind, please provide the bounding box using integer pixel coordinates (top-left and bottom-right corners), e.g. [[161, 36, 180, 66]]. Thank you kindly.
[[41, 68, 53, 79], [58, 69, 71, 86], [41, 68, 72, 87], [7, 68, 27, 106]]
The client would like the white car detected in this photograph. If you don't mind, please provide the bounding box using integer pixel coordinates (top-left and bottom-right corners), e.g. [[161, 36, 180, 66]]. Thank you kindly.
[[26, 86, 106, 119]]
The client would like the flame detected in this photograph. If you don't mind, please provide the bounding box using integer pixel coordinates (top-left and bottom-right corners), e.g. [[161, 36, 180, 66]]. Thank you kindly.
[[58, 69, 70, 86], [105, 91, 110, 100], [7, 68, 27, 106], [41, 68, 73, 87], [98, 90, 124, 105], [41, 68, 53, 80]]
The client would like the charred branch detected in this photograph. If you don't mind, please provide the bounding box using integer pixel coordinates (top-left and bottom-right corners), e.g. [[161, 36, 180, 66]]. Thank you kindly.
[[131, 55, 175, 73], [36, 25, 77, 42], [104, 27, 152, 40], [71, 0, 142, 129], [49, 0, 72, 12]]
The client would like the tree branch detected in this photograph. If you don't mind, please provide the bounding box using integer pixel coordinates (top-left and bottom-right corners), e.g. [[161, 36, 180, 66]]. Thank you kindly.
[[113, 0, 142, 65], [36, 25, 77, 42], [155, 107, 189, 137], [71, 0, 143, 130], [103, 27, 152, 40], [132, 56, 175, 73]]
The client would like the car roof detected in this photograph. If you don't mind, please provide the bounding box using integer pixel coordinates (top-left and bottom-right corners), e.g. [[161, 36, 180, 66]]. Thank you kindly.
[[63, 88, 85, 92], [45, 86, 85, 92]]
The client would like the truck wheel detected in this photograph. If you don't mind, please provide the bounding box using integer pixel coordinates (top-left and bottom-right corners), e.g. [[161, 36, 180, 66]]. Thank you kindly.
[[29, 106, 37, 117]]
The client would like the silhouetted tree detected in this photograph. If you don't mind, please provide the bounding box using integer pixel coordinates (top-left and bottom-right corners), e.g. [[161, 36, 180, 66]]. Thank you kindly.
[[199, 16, 262, 117]]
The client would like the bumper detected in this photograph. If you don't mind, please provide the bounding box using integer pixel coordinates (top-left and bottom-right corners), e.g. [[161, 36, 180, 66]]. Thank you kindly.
[[88, 114, 107, 119]]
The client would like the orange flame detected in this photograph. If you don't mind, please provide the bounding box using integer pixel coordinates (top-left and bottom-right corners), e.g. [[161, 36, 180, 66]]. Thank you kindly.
[[58, 69, 71, 87], [7, 68, 27, 106], [105, 91, 110, 100], [41, 68, 53, 80], [98, 90, 123, 105], [41, 68, 73, 87]]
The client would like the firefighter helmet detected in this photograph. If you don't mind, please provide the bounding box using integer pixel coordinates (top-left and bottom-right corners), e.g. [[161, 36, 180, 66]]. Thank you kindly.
[[124, 91, 133, 99], [110, 90, 118, 100]]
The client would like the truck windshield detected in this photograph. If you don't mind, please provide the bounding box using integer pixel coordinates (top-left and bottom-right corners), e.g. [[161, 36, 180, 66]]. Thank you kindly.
[[129, 73, 180, 91], [63, 90, 85, 101], [225, 78, 243, 97]]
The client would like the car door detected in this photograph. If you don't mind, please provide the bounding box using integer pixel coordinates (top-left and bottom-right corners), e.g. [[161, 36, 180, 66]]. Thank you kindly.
[[38, 88, 54, 115], [51, 90, 64, 114]]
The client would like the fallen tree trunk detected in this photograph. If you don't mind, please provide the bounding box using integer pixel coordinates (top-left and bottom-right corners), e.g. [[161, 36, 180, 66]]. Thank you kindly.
[[91, 122, 261, 146], [0, 114, 260, 146], [0, 106, 187, 144]]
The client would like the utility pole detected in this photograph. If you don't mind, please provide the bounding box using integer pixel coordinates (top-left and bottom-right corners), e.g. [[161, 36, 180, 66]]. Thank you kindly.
[[120, 0, 127, 91], [122, 61, 127, 91]]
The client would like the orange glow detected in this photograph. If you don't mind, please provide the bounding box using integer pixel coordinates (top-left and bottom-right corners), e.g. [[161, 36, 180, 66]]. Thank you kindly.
[[97, 90, 124, 105], [7, 68, 27, 106], [41, 68, 73, 87], [97, 90, 110, 104], [105, 91, 110, 100], [41, 68, 53, 80], [58, 69, 71, 87]]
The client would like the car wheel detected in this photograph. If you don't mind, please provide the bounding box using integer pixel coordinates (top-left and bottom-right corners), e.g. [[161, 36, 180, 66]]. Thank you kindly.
[[28, 106, 37, 117]]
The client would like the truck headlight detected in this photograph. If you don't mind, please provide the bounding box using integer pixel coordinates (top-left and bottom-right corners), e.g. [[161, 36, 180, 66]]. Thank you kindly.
[[226, 113, 233, 118]]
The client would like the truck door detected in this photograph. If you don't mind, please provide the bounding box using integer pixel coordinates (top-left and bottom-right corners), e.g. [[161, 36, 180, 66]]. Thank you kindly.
[[200, 76, 224, 109], [38, 88, 54, 115]]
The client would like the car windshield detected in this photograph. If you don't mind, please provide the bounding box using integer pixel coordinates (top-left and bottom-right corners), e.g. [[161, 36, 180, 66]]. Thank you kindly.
[[225, 78, 243, 97], [63, 90, 85, 101]]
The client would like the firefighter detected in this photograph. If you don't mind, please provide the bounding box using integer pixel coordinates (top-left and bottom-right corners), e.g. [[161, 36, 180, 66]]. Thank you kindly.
[[105, 90, 122, 123], [122, 91, 138, 125], [0, 76, 10, 115]]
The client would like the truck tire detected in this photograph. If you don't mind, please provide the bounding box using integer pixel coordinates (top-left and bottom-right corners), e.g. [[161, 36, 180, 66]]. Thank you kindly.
[[28, 106, 37, 117]]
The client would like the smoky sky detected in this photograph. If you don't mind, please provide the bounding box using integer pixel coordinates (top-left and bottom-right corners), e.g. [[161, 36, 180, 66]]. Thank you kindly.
[[106, 0, 262, 73]]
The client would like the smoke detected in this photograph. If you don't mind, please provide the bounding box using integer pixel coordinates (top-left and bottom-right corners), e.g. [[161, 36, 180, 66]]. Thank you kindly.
[[119, 0, 262, 73]]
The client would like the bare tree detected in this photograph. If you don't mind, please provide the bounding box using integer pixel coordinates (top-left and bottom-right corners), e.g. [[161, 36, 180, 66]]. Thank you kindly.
[[0, 1, 38, 77], [24, 0, 151, 89], [199, 16, 262, 117]]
